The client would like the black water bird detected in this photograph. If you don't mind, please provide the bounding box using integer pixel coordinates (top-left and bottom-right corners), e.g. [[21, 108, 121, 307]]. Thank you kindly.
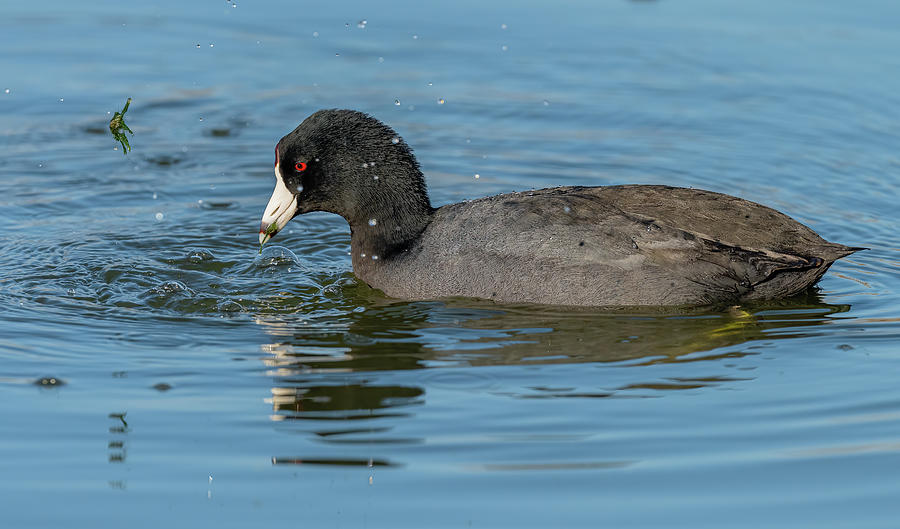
[[258, 109, 859, 306]]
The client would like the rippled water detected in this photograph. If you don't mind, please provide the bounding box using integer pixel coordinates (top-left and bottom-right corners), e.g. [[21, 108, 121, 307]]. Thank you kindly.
[[2, 0, 899, 527]]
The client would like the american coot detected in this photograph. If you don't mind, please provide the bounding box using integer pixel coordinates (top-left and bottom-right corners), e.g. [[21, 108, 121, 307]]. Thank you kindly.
[[259, 109, 859, 306]]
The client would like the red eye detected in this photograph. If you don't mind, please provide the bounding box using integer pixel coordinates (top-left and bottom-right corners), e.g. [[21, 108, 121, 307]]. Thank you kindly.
[[295, 162, 307, 172]]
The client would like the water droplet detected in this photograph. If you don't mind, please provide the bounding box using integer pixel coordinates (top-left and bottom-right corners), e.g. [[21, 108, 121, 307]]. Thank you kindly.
[[437, 98, 445, 104], [58, 98, 64, 102], [501, 23, 508, 29], [542, 99, 550, 106], [198, 116, 203, 121], [391, 136, 400, 144], [357, 19, 367, 29], [196, 43, 201, 48], [427, 82, 433, 86], [564, 206, 571, 213], [369, 161, 375, 167], [197, 199, 203, 204], [377, 56, 384, 63], [501, 45, 508, 52], [155, 212, 164, 221], [372, 255, 379, 261], [361, 162, 368, 168], [631, 239, 638, 249], [312, 31, 319, 37], [314, 158, 320, 162], [345, 23, 350, 28], [361, 253, 366, 258], [152, 192, 158, 199], [368, 218, 377, 226], [3, 89, 9, 94], [465, 138, 471, 143], [368, 476, 374, 485], [394, 99, 401, 106], [209, 43, 214, 48], [474, 173, 480, 179], [335, 52, 340, 56], [373, 175, 379, 180], [412, 34, 419, 39]]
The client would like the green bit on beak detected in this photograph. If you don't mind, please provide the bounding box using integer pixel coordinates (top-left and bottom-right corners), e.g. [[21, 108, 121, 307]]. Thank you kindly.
[[259, 222, 279, 254], [109, 98, 134, 156]]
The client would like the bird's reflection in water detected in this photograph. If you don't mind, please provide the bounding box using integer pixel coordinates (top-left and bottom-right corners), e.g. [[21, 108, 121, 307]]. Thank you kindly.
[[257, 289, 852, 466]]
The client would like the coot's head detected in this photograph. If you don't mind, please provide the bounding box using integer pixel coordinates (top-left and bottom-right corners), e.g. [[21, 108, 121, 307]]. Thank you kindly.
[[258, 109, 432, 247]]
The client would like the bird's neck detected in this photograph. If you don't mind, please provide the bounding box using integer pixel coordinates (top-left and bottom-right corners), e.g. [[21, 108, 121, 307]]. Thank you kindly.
[[347, 190, 433, 263]]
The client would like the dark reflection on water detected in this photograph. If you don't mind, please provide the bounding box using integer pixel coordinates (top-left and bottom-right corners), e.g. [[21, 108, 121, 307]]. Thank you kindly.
[[257, 290, 853, 467], [259, 290, 851, 373]]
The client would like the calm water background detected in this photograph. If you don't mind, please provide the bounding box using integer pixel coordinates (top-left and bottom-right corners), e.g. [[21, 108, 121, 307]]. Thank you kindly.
[[2, 0, 899, 527]]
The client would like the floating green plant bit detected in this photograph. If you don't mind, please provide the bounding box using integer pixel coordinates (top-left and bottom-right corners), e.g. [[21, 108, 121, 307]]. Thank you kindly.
[[259, 222, 279, 254], [109, 97, 134, 155]]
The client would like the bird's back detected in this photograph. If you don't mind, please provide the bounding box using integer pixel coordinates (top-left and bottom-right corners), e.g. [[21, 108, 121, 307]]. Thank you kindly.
[[363, 185, 857, 306]]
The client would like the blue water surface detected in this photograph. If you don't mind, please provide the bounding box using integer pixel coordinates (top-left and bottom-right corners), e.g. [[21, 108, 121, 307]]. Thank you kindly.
[[1, 0, 899, 527]]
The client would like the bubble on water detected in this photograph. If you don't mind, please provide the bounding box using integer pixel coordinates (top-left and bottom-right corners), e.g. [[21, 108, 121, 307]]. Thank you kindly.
[[155, 212, 164, 221], [209, 43, 214, 48], [543, 99, 550, 106], [198, 117, 203, 121], [377, 56, 384, 63], [150, 280, 192, 296], [257, 245, 301, 268], [501, 23, 508, 29], [335, 52, 340, 56], [474, 173, 480, 179], [187, 249, 215, 263], [394, 99, 401, 106], [368, 218, 377, 226], [427, 82, 433, 86], [412, 34, 419, 39], [312, 31, 319, 37], [4, 89, 9, 94], [35, 377, 65, 387], [391, 136, 400, 144], [345, 23, 350, 28], [196, 43, 201, 48], [437, 98, 445, 105], [357, 19, 367, 29], [59, 98, 64, 102], [501, 45, 508, 52]]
